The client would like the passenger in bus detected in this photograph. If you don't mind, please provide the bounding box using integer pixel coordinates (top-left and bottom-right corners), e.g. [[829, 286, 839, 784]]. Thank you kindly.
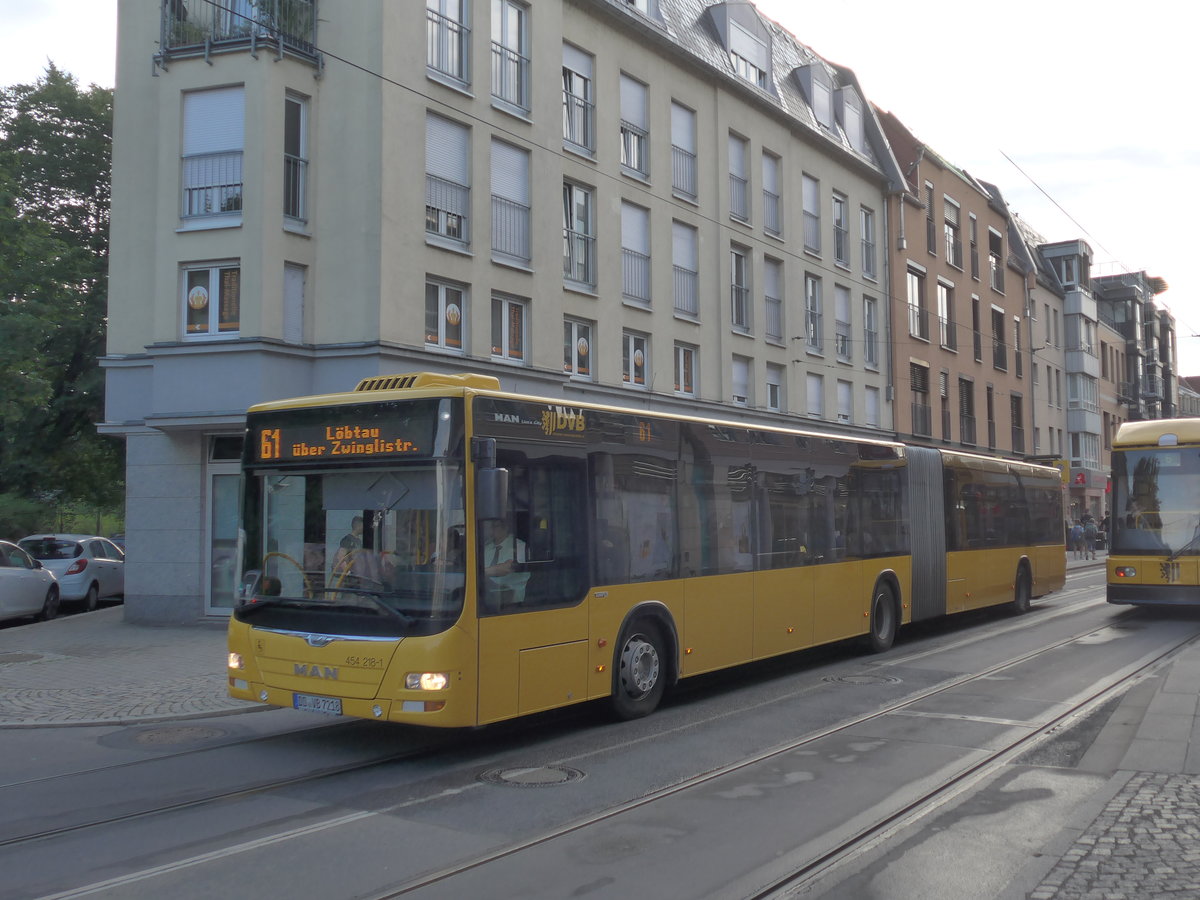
[[483, 519, 529, 604]]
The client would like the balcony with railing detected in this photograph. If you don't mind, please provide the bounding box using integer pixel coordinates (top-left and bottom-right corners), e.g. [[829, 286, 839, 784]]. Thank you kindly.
[[427, 7, 469, 84], [765, 295, 783, 341], [672, 145, 697, 201], [835, 319, 852, 361], [284, 152, 307, 222], [622, 248, 651, 303], [182, 151, 243, 218], [990, 253, 1005, 293], [834, 223, 849, 266], [563, 90, 594, 153], [492, 41, 530, 112], [992, 338, 1008, 371], [911, 402, 933, 437], [425, 174, 469, 245], [946, 233, 963, 269], [763, 190, 781, 237], [803, 210, 820, 252], [988, 419, 997, 449], [729, 174, 749, 222], [563, 228, 595, 288], [731, 284, 750, 330], [865, 326, 878, 367], [1012, 425, 1025, 454], [620, 122, 649, 177], [908, 304, 929, 341], [960, 414, 977, 446], [160, 0, 318, 65], [674, 265, 698, 316], [862, 237, 876, 279], [938, 315, 957, 351], [492, 195, 530, 265]]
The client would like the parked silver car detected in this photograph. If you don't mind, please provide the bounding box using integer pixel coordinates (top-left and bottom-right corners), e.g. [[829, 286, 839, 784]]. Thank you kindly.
[[0, 540, 60, 623], [17, 535, 125, 611]]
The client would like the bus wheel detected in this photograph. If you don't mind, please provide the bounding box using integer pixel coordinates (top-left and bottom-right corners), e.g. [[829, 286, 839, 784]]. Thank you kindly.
[[612, 622, 666, 720], [1012, 568, 1032, 615], [867, 584, 897, 653]]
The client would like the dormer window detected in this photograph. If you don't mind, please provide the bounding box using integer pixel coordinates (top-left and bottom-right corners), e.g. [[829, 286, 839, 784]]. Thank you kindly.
[[796, 64, 833, 129], [836, 87, 865, 151], [729, 21, 768, 88]]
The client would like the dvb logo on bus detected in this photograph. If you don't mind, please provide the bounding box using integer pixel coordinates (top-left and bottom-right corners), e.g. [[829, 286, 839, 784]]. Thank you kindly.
[[541, 406, 587, 437]]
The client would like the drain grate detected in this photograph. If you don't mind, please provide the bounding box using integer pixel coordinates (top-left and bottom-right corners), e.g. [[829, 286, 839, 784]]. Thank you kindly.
[[822, 673, 902, 686], [478, 765, 585, 788]]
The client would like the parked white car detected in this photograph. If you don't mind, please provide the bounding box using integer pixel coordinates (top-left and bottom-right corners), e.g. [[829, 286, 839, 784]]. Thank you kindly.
[[0, 539, 60, 623], [17, 535, 125, 611]]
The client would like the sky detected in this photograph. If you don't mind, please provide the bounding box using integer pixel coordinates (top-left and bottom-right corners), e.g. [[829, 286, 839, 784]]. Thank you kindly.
[[2, 0, 1196, 375]]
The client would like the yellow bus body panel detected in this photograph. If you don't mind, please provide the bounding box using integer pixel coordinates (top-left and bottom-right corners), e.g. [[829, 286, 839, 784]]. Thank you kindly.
[[680, 573, 755, 676], [753, 568, 815, 657]]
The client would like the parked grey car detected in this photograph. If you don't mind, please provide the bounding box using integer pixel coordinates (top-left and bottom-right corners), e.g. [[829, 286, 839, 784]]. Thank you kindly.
[[0, 540, 60, 623], [18, 535, 124, 611]]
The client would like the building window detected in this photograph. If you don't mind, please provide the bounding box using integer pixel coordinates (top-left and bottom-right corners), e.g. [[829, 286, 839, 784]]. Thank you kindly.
[[672, 220, 699, 316], [426, 113, 470, 246], [837, 87, 865, 152], [865, 385, 881, 428], [183, 262, 240, 337], [834, 285, 851, 361], [991, 306, 1007, 371], [837, 379, 853, 424], [562, 44, 594, 154], [622, 331, 649, 388], [563, 181, 595, 288], [181, 87, 244, 220], [732, 355, 751, 406], [427, 0, 470, 85], [283, 93, 308, 223], [989, 228, 1005, 293], [491, 0, 529, 114], [1014, 317, 1024, 378], [1011, 395, 1025, 453], [804, 273, 823, 352], [910, 363, 931, 437], [766, 363, 785, 412], [563, 317, 593, 380], [802, 174, 820, 252], [729, 133, 749, 222], [730, 245, 751, 331], [907, 267, 929, 340], [491, 294, 526, 363], [670, 102, 697, 201], [283, 262, 305, 344], [806, 372, 824, 419], [425, 279, 465, 352], [940, 371, 951, 441], [924, 184, 936, 255], [832, 193, 849, 266], [762, 152, 781, 237], [937, 280, 956, 350], [959, 378, 976, 445], [863, 295, 879, 367], [728, 20, 768, 88], [986, 386, 996, 449], [969, 214, 980, 280], [860, 206, 876, 279], [972, 296, 983, 361], [943, 197, 962, 268], [491, 138, 530, 265], [764, 257, 783, 342], [619, 74, 649, 177], [621, 201, 651, 304], [674, 343, 696, 397]]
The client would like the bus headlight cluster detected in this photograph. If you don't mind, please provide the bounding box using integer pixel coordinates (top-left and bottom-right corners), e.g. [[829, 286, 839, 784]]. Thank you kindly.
[[405, 672, 449, 691], [228, 652, 244, 670], [1115, 566, 1137, 578]]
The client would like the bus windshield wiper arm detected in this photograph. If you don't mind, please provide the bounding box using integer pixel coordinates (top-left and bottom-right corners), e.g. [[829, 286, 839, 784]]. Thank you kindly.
[[1168, 524, 1200, 563], [317, 587, 414, 626]]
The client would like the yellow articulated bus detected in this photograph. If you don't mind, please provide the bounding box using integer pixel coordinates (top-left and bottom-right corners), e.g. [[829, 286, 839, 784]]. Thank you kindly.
[[1108, 418, 1200, 606], [226, 373, 1065, 727]]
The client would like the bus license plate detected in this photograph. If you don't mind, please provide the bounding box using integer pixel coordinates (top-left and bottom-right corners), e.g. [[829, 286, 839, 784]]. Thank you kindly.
[[293, 693, 342, 716]]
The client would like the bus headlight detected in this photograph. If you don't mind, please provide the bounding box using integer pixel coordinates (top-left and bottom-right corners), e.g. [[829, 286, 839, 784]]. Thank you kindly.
[[228, 652, 244, 670], [1115, 566, 1137, 578], [406, 672, 449, 691]]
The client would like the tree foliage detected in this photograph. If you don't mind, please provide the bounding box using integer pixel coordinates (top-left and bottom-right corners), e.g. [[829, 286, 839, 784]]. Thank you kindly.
[[0, 65, 120, 516]]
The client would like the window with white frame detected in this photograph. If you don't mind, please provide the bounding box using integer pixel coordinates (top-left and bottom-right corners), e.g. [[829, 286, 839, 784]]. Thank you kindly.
[[804, 273, 823, 352], [619, 74, 649, 177], [732, 355, 751, 406], [806, 372, 824, 419], [944, 197, 962, 268], [729, 133, 749, 222], [766, 363, 785, 412], [491, 138, 530, 264], [183, 262, 240, 336], [865, 385, 880, 427], [490, 293, 527, 363], [181, 87, 244, 220], [860, 206, 876, 279], [863, 295, 879, 367], [907, 267, 929, 340], [622, 331, 649, 388], [621, 201, 651, 303], [427, 0, 469, 85], [563, 181, 595, 288], [730, 245, 751, 331], [562, 44, 594, 153], [672, 220, 699, 317], [834, 285, 851, 361], [837, 379, 853, 423], [937, 280, 956, 350], [762, 151, 781, 236], [837, 86, 864, 151], [764, 257, 783, 342], [671, 102, 697, 200], [283, 93, 308, 222], [425, 278, 465, 352], [426, 113, 470, 246], [491, 0, 529, 113], [832, 193, 849, 266], [810, 69, 832, 128], [563, 317, 593, 380], [674, 343, 696, 396], [728, 20, 768, 88], [802, 174, 820, 252]]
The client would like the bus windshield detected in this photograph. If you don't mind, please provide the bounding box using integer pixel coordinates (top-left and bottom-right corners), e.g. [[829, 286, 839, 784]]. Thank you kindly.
[[1111, 447, 1200, 556], [239, 462, 466, 633]]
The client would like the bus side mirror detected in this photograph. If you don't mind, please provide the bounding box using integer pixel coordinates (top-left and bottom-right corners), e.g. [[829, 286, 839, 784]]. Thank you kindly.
[[476, 467, 510, 522]]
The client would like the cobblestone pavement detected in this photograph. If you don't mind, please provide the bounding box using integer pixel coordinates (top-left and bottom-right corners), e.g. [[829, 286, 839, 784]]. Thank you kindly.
[[1029, 772, 1200, 900]]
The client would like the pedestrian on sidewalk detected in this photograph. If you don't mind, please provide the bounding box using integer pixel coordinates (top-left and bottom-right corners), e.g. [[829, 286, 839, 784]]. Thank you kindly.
[[1083, 516, 1098, 560], [1069, 521, 1085, 560]]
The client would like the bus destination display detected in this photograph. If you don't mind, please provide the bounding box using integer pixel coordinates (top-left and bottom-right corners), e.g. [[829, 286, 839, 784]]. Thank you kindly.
[[255, 422, 424, 461]]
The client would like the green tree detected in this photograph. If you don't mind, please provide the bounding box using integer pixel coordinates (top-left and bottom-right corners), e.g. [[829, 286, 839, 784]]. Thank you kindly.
[[0, 64, 120, 518]]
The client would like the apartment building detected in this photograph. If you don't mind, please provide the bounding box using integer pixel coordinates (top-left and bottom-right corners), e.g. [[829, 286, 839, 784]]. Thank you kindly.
[[102, 0, 904, 622]]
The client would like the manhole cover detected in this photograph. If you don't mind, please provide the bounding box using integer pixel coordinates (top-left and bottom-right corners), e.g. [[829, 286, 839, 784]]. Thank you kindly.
[[478, 765, 585, 787], [133, 725, 231, 746], [822, 674, 902, 686]]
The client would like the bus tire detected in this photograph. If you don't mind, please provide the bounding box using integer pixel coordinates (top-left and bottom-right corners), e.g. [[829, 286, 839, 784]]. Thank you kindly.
[[867, 583, 897, 653], [1012, 566, 1032, 615], [611, 621, 666, 720]]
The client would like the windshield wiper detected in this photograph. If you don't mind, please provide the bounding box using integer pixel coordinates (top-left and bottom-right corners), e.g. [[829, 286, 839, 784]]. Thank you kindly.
[[1168, 522, 1200, 563], [313, 586, 414, 627]]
